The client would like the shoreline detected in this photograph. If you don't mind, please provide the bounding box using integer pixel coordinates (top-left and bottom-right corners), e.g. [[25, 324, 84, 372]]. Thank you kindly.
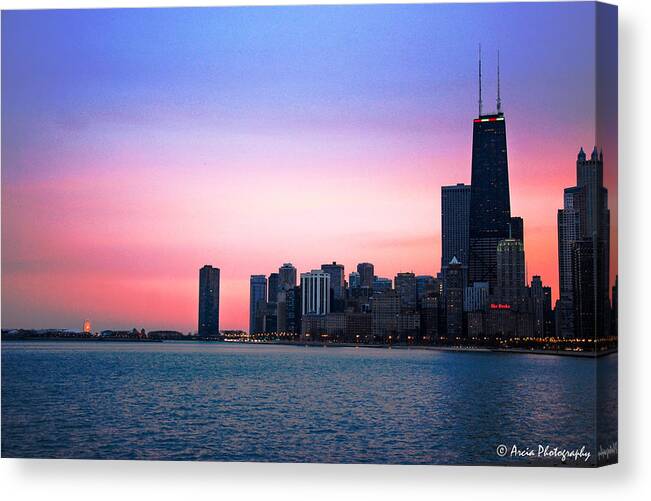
[[1, 337, 617, 358], [237, 340, 616, 358]]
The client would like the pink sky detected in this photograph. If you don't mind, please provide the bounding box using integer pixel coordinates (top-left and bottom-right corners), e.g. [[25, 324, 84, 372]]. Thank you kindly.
[[1, 4, 617, 332]]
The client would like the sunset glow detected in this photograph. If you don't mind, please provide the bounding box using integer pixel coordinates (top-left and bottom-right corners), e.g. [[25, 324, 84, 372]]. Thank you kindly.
[[1, 3, 617, 332]]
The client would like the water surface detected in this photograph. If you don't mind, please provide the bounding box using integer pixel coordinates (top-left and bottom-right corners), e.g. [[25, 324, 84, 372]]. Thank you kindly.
[[1, 341, 614, 465]]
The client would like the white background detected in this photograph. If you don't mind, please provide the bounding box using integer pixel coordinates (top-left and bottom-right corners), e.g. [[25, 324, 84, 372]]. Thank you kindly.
[[1, 0, 649, 499]]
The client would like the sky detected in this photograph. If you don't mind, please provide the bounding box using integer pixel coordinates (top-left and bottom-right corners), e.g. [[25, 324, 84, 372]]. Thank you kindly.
[[1, 3, 618, 332]]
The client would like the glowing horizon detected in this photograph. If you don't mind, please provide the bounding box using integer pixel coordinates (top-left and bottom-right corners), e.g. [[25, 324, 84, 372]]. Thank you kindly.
[[1, 3, 617, 332]]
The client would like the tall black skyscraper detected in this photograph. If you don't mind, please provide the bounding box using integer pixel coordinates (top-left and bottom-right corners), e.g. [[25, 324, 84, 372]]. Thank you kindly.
[[468, 49, 511, 292], [198, 265, 220, 337]]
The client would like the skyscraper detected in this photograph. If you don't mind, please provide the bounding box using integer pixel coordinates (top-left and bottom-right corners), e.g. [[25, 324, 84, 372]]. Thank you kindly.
[[557, 186, 583, 337], [575, 147, 610, 340], [198, 265, 220, 337], [441, 183, 470, 273], [464, 282, 489, 312], [509, 216, 524, 245], [468, 50, 511, 292], [495, 238, 525, 306], [321, 261, 345, 301], [395, 272, 418, 310], [557, 147, 611, 339], [249, 275, 267, 334], [278, 263, 297, 291], [268, 272, 279, 304], [372, 276, 392, 292], [301, 270, 331, 316], [416, 275, 437, 303], [349, 271, 361, 290], [357, 262, 374, 288], [445, 257, 465, 341], [530, 276, 545, 338]]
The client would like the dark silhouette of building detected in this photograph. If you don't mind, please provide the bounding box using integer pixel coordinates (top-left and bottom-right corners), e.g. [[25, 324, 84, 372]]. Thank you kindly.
[[557, 147, 611, 340], [543, 285, 555, 338], [249, 275, 267, 334], [395, 272, 417, 310], [348, 271, 360, 290], [278, 263, 297, 291], [509, 216, 524, 245], [371, 290, 400, 342], [420, 296, 440, 343], [445, 257, 465, 341], [495, 238, 525, 306], [468, 50, 511, 292], [416, 275, 437, 304], [286, 286, 302, 335], [198, 265, 220, 337], [557, 185, 583, 337], [372, 276, 392, 292], [530, 276, 545, 338], [322, 261, 345, 308], [357, 262, 375, 289], [268, 273, 279, 304], [441, 183, 470, 282]]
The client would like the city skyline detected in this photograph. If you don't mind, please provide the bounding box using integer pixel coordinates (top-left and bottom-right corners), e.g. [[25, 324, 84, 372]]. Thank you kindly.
[[1, 3, 617, 332]]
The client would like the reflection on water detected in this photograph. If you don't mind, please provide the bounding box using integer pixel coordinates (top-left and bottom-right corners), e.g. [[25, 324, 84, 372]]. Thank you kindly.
[[1, 341, 616, 465]]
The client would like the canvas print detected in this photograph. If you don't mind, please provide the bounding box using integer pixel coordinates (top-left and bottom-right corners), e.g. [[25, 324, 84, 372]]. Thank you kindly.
[[1, 2, 618, 466]]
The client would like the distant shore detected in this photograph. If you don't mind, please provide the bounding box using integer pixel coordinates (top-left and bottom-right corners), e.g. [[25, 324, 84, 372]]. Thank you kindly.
[[1, 336, 616, 358], [230, 340, 616, 358]]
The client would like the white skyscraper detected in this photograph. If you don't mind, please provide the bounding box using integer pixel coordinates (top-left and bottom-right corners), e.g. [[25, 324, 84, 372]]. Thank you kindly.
[[301, 269, 331, 316]]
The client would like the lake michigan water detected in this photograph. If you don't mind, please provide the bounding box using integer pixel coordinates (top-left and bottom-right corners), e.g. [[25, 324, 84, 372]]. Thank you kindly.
[[1, 341, 617, 465]]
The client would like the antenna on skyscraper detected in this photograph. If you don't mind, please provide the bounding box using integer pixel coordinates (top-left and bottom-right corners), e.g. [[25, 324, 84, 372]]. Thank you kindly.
[[478, 44, 483, 117], [496, 49, 502, 113]]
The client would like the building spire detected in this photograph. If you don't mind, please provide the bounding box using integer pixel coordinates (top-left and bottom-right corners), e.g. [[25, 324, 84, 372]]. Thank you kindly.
[[496, 49, 502, 113], [478, 44, 483, 117]]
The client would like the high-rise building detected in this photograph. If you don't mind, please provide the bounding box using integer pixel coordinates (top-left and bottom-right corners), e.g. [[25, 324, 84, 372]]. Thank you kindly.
[[370, 290, 400, 342], [573, 239, 607, 340], [372, 276, 392, 292], [420, 296, 440, 343], [557, 185, 583, 337], [495, 238, 525, 306], [468, 52, 512, 292], [278, 263, 297, 291], [395, 272, 418, 310], [530, 276, 545, 338], [268, 272, 279, 304], [286, 286, 302, 335], [575, 147, 610, 340], [543, 285, 555, 338], [464, 282, 489, 312], [557, 147, 611, 339], [348, 271, 361, 290], [357, 262, 375, 288], [416, 275, 437, 303], [321, 261, 345, 301], [445, 257, 465, 341], [301, 269, 331, 316], [249, 275, 267, 334], [509, 216, 524, 245], [441, 183, 471, 275], [198, 265, 220, 337]]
